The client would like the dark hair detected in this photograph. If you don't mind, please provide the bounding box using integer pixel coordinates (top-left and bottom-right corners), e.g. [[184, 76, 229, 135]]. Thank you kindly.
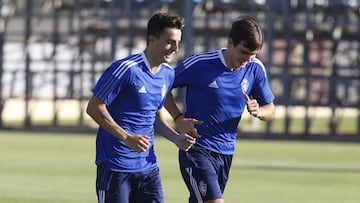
[[228, 16, 263, 51], [146, 13, 185, 43]]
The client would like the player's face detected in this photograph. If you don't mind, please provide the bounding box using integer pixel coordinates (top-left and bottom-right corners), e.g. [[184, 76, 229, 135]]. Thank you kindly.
[[152, 28, 182, 64], [229, 40, 259, 69]]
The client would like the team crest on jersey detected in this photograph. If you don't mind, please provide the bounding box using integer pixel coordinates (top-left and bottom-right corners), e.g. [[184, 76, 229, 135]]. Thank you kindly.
[[241, 79, 249, 94], [198, 181, 207, 196], [161, 84, 167, 99]]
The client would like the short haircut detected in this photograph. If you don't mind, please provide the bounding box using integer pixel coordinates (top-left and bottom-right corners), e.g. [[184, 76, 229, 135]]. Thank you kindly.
[[146, 13, 185, 44], [229, 16, 264, 52]]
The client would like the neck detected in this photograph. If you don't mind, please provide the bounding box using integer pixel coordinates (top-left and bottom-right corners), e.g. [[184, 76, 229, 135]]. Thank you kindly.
[[144, 49, 160, 74], [222, 49, 237, 70]]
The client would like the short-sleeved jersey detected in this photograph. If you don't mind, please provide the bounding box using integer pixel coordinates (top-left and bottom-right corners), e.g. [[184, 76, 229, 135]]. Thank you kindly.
[[173, 49, 274, 155], [92, 52, 174, 172]]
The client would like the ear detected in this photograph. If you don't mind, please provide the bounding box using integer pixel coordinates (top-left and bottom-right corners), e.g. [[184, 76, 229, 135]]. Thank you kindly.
[[148, 35, 156, 44], [228, 37, 234, 47]]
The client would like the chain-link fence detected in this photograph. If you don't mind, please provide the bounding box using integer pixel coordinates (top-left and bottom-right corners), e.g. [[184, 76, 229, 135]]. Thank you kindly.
[[0, 0, 358, 139]]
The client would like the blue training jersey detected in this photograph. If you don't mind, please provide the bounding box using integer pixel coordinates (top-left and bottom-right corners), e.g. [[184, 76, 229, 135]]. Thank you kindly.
[[173, 49, 274, 155], [92, 52, 174, 172]]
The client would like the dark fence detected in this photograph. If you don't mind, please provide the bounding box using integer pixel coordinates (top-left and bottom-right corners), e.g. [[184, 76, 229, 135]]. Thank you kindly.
[[0, 0, 358, 139]]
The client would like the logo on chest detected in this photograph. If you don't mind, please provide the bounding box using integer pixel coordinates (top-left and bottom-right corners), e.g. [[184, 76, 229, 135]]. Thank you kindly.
[[138, 85, 147, 93], [208, 80, 219, 88], [241, 78, 249, 93]]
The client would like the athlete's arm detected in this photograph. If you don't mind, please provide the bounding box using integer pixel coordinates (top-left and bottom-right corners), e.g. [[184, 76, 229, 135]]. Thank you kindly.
[[257, 103, 275, 121], [164, 91, 202, 138], [164, 91, 182, 119], [154, 108, 195, 151], [244, 94, 275, 121], [86, 94, 150, 153]]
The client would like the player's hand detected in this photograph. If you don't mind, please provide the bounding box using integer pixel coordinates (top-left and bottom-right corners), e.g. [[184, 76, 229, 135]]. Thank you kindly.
[[176, 116, 203, 138], [123, 134, 150, 153], [244, 94, 260, 118], [174, 133, 196, 151]]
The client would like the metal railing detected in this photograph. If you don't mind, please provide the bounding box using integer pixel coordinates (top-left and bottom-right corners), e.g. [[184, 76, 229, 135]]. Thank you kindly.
[[0, 0, 358, 139]]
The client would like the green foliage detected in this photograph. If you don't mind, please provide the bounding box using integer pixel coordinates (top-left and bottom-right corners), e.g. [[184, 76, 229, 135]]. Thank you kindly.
[[0, 131, 360, 203]]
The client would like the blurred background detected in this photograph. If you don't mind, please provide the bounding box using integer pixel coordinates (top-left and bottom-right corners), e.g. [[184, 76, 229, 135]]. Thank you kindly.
[[0, 0, 358, 140]]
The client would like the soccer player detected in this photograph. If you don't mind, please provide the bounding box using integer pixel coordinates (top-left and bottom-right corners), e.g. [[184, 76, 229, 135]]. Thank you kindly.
[[86, 13, 196, 203], [165, 16, 276, 203]]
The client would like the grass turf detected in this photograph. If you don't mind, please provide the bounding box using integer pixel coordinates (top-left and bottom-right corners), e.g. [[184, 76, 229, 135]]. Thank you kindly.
[[0, 131, 360, 203]]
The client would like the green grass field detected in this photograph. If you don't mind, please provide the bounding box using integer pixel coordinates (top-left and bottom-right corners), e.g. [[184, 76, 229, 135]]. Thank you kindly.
[[1, 131, 360, 203]]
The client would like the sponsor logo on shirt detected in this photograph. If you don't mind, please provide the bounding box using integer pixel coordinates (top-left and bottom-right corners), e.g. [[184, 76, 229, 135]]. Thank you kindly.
[[138, 86, 147, 93], [208, 80, 219, 88]]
